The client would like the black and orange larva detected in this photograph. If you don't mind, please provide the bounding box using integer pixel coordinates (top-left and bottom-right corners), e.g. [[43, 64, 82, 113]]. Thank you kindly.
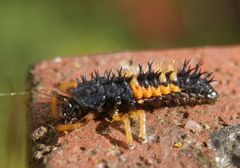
[[51, 59, 219, 147]]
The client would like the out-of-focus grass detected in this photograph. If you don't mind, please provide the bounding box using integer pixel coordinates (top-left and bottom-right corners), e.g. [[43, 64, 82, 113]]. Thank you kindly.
[[1, 1, 240, 167], [1, 95, 27, 168], [0, 1, 138, 167]]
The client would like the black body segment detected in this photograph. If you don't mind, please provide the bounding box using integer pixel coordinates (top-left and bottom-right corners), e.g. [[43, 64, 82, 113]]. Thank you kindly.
[[62, 74, 136, 120]]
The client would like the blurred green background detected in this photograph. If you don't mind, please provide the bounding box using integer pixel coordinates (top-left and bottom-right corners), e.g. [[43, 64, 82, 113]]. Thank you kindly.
[[0, 0, 240, 167]]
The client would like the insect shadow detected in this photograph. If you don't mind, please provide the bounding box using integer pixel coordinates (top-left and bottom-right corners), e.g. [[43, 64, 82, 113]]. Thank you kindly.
[[95, 120, 140, 149]]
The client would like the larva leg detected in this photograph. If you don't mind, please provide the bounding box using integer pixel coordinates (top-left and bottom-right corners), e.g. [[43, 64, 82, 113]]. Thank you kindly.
[[55, 123, 83, 132], [56, 113, 94, 132], [130, 110, 146, 142], [50, 96, 59, 120], [58, 81, 78, 92], [112, 113, 133, 148], [138, 110, 146, 141]]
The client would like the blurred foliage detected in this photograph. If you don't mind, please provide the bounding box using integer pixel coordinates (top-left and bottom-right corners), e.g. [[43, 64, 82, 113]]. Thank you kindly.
[[0, 0, 240, 167]]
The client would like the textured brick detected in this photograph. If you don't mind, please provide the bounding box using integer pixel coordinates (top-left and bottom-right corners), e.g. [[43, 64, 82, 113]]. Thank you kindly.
[[29, 46, 240, 168]]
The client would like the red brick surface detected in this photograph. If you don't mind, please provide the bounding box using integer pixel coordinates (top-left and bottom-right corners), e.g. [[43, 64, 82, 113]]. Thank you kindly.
[[29, 46, 240, 168]]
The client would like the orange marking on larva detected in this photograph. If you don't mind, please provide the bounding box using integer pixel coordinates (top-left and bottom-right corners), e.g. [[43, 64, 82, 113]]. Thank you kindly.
[[141, 86, 152, 98], [159, 71, 167, 83], [130, 77, 143, 99], [170, 83, 181, 93], [123, 70, 134, 77], [137, 99, 144, 104], [160, 85, 171, 95], [169, 71, 178, 81], [151, 86, 161, 97]]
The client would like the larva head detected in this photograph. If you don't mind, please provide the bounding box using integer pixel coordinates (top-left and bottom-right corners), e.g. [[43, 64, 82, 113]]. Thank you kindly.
[[177, 60, 219, 105]]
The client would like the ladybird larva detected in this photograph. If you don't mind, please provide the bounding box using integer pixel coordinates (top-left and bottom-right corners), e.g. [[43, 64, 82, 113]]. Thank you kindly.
[[51, 59, 219, 147]]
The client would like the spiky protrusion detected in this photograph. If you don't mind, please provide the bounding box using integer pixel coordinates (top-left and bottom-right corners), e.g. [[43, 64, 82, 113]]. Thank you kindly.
[[180, 59, 215, 83]]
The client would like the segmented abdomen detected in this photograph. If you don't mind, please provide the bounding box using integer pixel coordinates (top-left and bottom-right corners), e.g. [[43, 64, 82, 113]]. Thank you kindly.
[[125, 60, 218, 106], [127, 63, 181, 100]]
